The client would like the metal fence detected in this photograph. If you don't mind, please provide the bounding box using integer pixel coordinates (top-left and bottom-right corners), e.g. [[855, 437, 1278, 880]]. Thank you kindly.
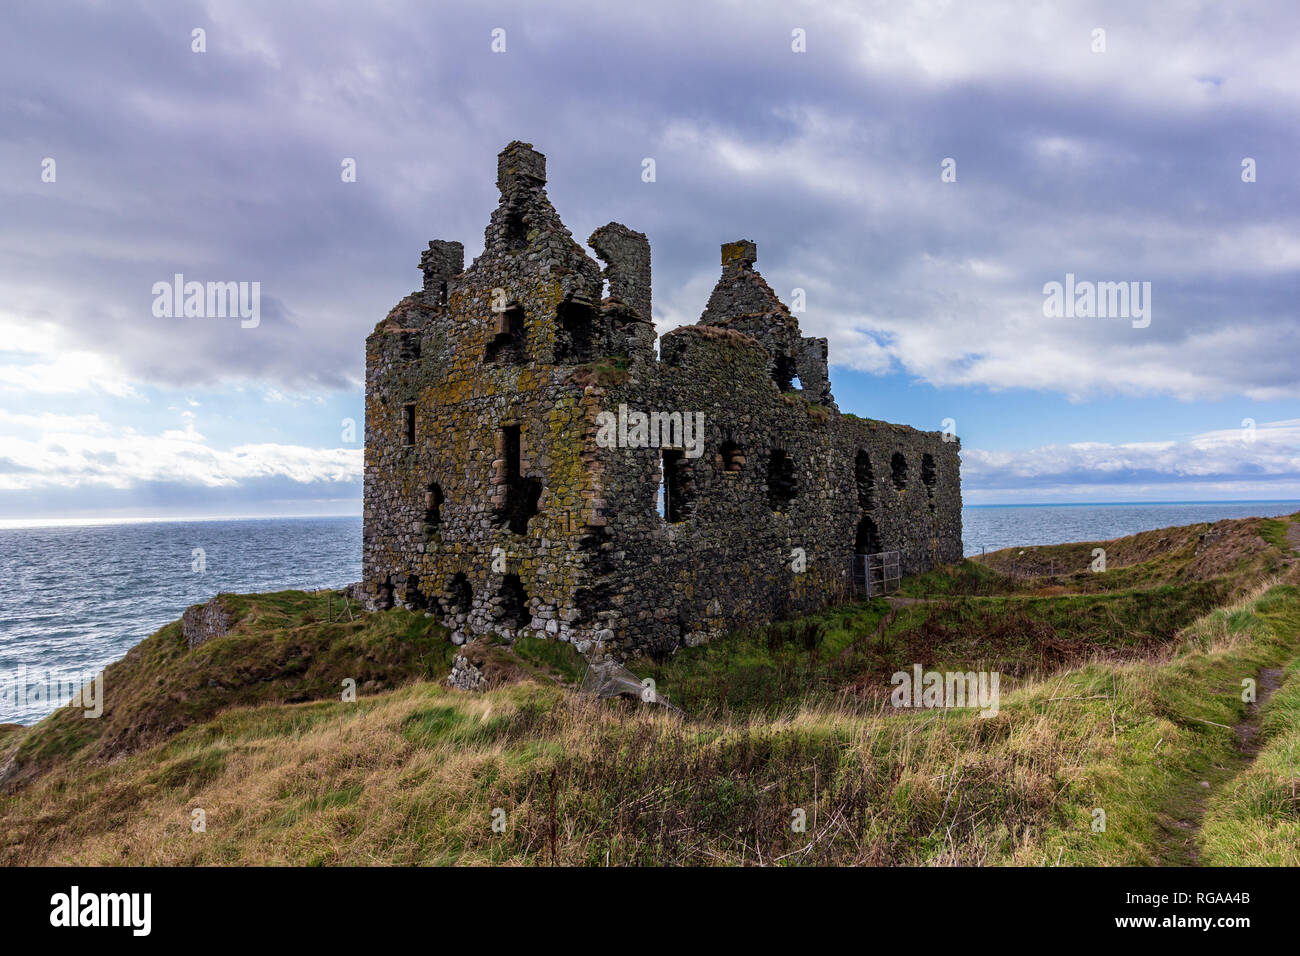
[[851, 550, 901, 598], [578, 658, 684, 715]]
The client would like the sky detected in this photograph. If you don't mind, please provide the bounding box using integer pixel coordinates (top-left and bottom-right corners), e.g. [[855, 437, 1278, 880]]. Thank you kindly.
[[1, 0, 1297, 520]]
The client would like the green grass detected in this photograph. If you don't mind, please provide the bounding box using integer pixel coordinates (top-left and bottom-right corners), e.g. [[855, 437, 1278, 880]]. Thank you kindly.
[[1199, 626, 1300, 864], [3, 515, 1300, 866], [1034, 581, 1300, 865], [1259, 517, 1297, 554], [897, 559, 1021, 597], [631, 600, 890, 714], [511, 635, 588, 685], [3, 581, 1298, 865], [634, 582, 1227, 716], [976, 516, 1292, 594], [8, 589, 457, 781]]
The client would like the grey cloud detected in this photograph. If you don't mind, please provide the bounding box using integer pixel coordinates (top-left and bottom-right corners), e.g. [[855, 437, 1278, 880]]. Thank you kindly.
[[2, 0, 1296, 398]]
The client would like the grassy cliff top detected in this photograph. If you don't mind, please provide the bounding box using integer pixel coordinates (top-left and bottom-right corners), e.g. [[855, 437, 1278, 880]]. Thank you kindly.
[[2, 511, 1297, 865]]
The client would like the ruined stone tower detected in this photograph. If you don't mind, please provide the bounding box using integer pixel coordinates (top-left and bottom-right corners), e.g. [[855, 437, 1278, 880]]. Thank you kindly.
[[363, 141, 962, 658]]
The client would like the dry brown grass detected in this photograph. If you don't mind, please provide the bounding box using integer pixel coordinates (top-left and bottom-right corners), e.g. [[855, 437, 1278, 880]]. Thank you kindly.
[[4, 523, 1299, 867], [0, 645, 1248, 866]]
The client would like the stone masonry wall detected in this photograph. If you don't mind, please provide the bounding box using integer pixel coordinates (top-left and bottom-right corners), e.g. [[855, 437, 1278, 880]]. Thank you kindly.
[[362, 141, 962, 660]]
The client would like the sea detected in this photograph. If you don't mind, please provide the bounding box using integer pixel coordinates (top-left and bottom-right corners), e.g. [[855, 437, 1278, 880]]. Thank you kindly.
[[1, 501, 1296, 724]]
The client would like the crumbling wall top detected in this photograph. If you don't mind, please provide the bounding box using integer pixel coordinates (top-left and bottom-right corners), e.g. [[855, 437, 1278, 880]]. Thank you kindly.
[[589, 222, 652, 323], [497, 141, 547, 198], [419, 240, 464, 299], [700, 240, 793, 327], [721, 239, 758, 270]]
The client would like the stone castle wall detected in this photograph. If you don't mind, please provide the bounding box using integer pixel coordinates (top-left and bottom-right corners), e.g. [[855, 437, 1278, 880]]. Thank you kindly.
[[362, 141, 962, 659]]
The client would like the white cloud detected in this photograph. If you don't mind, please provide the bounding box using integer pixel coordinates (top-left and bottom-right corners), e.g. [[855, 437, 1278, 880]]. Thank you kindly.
[[0, 315, 138, 397], [961, 418, 1300, 501], [0, 409, 360, 491]]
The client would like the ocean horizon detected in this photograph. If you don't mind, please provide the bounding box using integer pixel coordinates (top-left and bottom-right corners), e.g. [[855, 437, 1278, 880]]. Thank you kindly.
[[2, 499, 1296, 725]]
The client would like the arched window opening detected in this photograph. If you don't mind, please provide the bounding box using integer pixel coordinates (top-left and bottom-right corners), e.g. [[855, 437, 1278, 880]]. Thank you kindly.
[[661, 450, 697, 523], [891, 452, 908, 490], [554, 298, 598, 364], [772, 354, 797, 392], [446, 573, 472, 614], [720, 441, 745, 474], [855, 451, 874, 510], [497, 574, 529, 628], [496, 425, 541, 535], [423, 482, 443, 529], [503, 208, 527, 250], [855, 515, 882, 555], [767, 450, 797, 510]]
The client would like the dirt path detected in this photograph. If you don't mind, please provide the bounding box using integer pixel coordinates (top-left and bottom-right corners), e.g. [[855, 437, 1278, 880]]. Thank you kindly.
[[1236, 667, 1284, 754], [884, 596, 931, 608], [1287, 522, 1300, 554], [1156, 665, 1284, 864]]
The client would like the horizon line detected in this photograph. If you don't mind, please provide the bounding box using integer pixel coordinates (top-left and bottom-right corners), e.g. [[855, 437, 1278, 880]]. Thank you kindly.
[[2, 499, 1297, 530]]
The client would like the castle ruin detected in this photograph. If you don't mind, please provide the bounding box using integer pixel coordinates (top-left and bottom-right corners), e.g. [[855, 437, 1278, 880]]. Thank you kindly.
[[363, 141, 962, 658]]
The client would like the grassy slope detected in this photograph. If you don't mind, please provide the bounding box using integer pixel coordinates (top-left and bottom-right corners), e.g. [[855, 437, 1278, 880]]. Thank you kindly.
[[633, 582, 1230, 716], [4, 590, 459, 786], [1, 513, 1297, 865], [1200, 645, 1300, 864]]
